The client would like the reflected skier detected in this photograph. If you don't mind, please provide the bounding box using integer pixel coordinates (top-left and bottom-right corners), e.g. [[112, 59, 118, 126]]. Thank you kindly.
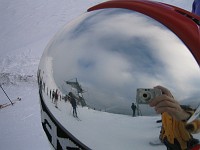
[[131, 102, 136, 117], [54, 89, 58, 108], [68, 92, 78, 117], [52, 90, 55, 103]]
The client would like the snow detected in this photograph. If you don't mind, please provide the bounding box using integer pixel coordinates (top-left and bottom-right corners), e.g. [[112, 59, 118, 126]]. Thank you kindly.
[[42, 90, 163, 149], [0, 83, 50, 150], [0, 0, 199, 150]]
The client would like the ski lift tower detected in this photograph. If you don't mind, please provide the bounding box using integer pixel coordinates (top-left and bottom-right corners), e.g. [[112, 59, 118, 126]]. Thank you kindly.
[[136, 99, 142, 116], [66, 78, 87, 106]]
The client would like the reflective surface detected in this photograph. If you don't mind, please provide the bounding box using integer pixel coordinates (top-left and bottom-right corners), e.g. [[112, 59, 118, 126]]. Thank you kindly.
[[38, 8, 200, 149]]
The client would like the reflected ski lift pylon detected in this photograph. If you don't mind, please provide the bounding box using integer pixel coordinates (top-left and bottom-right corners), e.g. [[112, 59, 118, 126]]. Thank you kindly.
[[66, 78, 87, 106]]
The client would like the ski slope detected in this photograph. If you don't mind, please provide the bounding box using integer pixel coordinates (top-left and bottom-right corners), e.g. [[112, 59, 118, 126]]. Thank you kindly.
[[0, 0, 199, 150], [42, 90, 163, 150]]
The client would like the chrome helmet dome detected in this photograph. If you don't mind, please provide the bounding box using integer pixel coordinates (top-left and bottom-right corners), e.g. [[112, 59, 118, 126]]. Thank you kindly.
[[38, 0, 200, 149]]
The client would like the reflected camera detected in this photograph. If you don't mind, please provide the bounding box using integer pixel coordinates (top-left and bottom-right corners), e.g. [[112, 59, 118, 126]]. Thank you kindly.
[[136, 88, 162, 104]]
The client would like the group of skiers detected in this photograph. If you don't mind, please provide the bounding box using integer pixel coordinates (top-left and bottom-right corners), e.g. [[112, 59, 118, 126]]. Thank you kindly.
[[37, 69, 78, 117], [51, 89, 59, 108], [37, 70, 61, 108]]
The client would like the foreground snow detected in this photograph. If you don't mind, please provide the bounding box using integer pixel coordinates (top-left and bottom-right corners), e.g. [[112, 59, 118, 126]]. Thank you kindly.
[[43, 90, 163, 150], [0, 83, 50, 150]]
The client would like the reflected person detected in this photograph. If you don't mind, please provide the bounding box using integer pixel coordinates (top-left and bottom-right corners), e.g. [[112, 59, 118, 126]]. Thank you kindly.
[[149, 86, 199, 150], [131, 102, 136, 117], [68, 92, 78, 117], [54, 89, 59, 108], [52, 90, 55, 103]]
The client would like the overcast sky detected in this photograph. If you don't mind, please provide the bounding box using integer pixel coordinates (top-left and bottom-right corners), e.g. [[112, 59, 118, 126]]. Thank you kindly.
[[39, 7, 200, 115]]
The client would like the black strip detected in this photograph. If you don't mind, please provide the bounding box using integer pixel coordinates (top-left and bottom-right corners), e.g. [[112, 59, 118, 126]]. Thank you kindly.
[[39, 89, 90, 150]]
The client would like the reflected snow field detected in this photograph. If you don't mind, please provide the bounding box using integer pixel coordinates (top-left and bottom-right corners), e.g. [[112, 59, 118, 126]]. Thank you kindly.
[[38, 8, 200, 149], [41, 89, 164, 149]]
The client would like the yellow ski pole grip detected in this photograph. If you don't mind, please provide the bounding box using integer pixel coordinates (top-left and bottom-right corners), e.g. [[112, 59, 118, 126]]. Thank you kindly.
[[186, 120, 200, 134]]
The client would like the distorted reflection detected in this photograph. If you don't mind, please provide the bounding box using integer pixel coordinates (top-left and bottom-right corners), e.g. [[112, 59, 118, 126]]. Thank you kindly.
[[38, 8, 200, 149]]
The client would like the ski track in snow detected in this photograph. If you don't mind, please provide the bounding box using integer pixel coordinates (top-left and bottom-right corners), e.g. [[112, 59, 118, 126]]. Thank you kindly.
[[0, 0, 198, 150]]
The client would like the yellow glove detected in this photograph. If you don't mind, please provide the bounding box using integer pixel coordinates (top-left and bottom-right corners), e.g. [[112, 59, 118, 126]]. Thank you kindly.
[[161, 112, 192, 150]]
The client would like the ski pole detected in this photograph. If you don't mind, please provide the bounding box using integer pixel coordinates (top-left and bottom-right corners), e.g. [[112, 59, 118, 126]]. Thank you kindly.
[[0, 84, 14, 105], [70, 107, 72, 115], [77, 106, 80, 115]]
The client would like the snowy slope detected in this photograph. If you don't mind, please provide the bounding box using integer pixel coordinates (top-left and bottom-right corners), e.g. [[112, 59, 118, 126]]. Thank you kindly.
[[0, 0, 198, 150], [42, 90, 163, 150]]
